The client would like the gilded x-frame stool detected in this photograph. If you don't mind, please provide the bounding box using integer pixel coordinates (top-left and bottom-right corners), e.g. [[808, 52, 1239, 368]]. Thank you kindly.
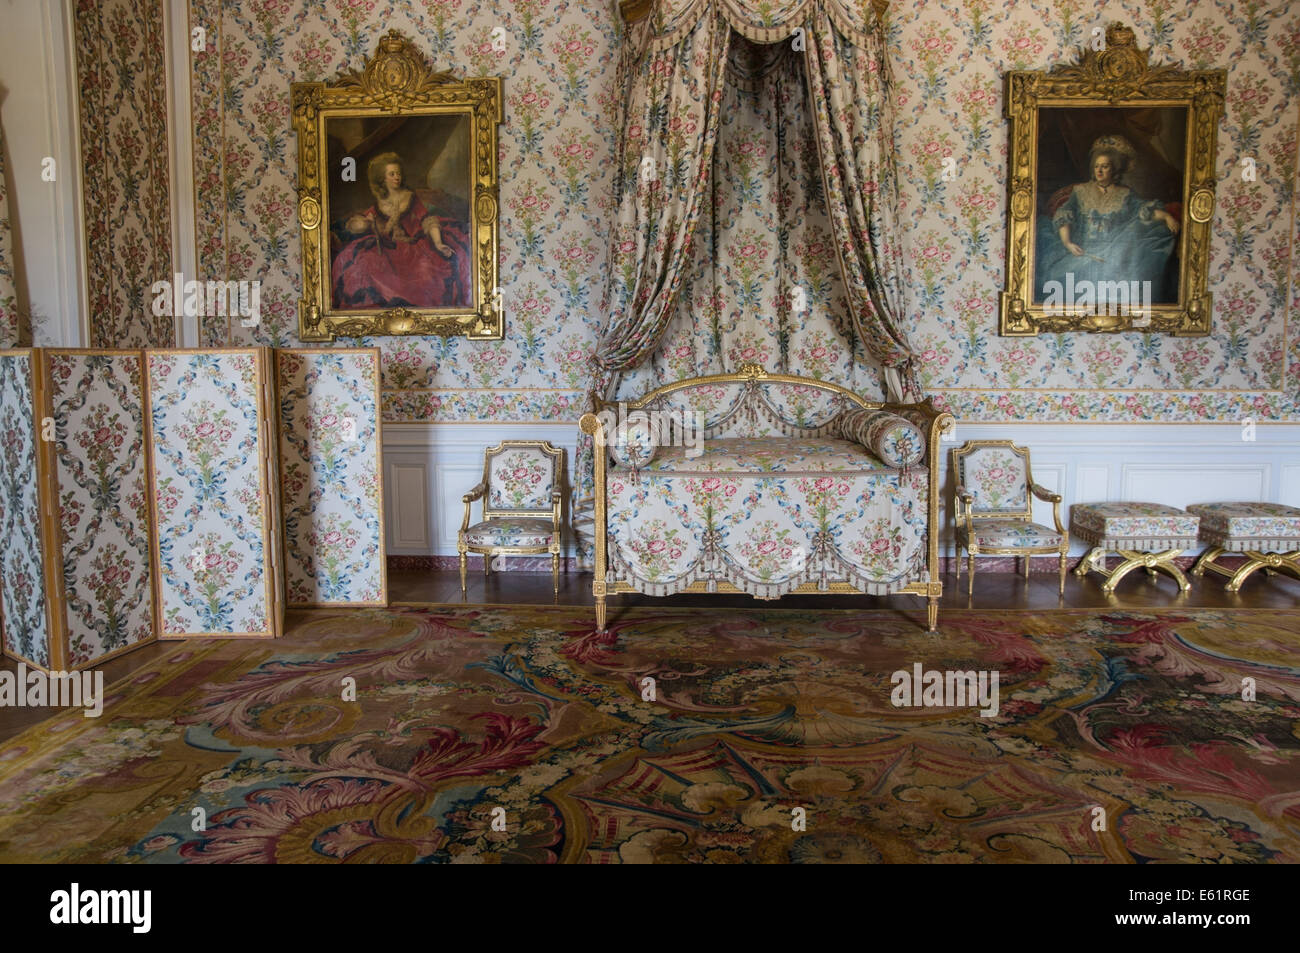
[[1070, 502, 1199, 594], [1187, 502, 1300, 592]]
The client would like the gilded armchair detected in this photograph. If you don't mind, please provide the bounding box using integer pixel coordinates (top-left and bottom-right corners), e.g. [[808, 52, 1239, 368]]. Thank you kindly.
[[951, 440, 1068, 595], [458, 441, 565, 595]]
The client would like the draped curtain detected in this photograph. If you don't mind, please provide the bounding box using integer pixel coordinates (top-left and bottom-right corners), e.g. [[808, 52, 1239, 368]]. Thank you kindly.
[[577, 0, 918, 546], [591, 7, 732, 393], [617, 33, 873, 401]]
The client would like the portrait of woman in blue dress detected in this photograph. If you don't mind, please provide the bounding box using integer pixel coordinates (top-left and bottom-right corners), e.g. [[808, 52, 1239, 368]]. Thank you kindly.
[[1035, 135, 1181, 306]]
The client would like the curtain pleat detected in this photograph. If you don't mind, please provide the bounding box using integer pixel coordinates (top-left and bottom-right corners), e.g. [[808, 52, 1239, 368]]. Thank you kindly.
[[592, 9, 732, 394], [804, 4, 920, 400]]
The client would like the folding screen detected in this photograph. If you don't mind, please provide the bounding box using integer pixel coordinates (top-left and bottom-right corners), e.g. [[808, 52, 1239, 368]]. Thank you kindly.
[[276, 348, 386, 607], [0, 349, 156, 671], [146, 348, 283, 639]]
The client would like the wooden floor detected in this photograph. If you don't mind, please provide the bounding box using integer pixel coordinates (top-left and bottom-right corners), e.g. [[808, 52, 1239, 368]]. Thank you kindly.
[[2, 569, 1296, 743], [391, 566, 1300, 611]]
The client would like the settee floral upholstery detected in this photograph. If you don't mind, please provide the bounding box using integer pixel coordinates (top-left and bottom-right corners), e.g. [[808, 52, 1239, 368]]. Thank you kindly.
[[581, 367, 952, 631]]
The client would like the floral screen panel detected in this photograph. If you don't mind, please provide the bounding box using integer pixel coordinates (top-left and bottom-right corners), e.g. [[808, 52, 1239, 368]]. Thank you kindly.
[[147, 349, 282, 638], [276, 349, 386, 607], [46, 350, 156, 668], [0, 350, 51, 668]]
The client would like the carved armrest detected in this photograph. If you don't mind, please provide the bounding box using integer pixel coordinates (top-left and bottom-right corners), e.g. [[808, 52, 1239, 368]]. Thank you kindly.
[[551, 488, 564, 534], [460, 482, 487, 535], [1030, 483, 1066, 536], [1030, 483, 1060, 503], [953, 483, 976, 540]]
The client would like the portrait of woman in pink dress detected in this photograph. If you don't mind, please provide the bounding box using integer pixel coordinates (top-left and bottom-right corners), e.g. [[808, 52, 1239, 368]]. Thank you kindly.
[[331, 151, 472, 310]]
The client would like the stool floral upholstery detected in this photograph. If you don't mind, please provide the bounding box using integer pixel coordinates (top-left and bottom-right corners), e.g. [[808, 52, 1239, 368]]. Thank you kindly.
[[458, 441, 564, 595], [1069, 502, 1199, 594], [1187, 502, 1300, 591], [951, 440, 1067, 595]]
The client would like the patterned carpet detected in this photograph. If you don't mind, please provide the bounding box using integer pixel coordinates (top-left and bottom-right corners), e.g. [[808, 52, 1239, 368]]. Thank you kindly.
[[0, 606, 1297, 863]]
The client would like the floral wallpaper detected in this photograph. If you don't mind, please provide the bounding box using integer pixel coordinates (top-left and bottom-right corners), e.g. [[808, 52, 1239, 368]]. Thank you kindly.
[[277, 348, 385, 606], [148, 351, 276, 636], [0, 352, 50, 668], [890, 0, 1299, 423], [75, 0, 176, 348], [48, 351, 155, 666], [186, 1, 1297, 423], [0, 120, 21, 349], [187, 0, 619, 420]]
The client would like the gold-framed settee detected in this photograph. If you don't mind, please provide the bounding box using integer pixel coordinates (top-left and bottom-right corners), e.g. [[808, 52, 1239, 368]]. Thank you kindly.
[[579, 365, 954, 633]]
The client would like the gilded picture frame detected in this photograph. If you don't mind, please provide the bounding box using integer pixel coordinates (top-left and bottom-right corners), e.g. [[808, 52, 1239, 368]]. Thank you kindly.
[[1000, 23, 1225, 336], [292, 30, 503, 341]]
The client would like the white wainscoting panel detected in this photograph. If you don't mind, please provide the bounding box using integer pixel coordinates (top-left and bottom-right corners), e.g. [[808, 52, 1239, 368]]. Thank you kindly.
[[1281, 466, 1300, 508], [1121, 464, 1268, 509], [384, 423, 580, 556], [382, 422, 1300, 557], [1076, 465, 1110, 503], [386, 461, 431, 552]]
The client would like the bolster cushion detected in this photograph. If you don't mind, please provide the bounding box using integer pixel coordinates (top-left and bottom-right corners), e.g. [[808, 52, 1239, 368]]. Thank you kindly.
[[608, 412, 658, 469], [835, 408, 925, 469]]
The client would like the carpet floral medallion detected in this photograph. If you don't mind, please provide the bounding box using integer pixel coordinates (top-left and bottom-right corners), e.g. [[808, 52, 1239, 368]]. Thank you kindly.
[[0, 606, 1297, 863]]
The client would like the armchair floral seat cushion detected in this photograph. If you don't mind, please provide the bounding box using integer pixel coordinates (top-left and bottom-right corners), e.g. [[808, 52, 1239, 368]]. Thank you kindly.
[[964, 519, 1065, 550], [462, 518, 556, 549], [951, 440, 1068, 594], [458, 441, 564, 594]]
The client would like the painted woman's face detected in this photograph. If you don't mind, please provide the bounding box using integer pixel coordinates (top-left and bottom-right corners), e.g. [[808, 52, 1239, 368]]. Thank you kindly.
[[384, 163, 403, 191], [1092, 154, 1114, 187]]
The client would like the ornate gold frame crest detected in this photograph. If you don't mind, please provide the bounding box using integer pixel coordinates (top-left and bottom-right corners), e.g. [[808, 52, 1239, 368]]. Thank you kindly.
[[1000, 23, 1225, 336], [291, 31, 503, 341]]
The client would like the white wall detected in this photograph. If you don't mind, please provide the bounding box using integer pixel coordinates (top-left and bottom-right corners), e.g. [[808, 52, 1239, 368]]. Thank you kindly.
[[0, 0, 85, 347], [384, 422, 1300, 558]]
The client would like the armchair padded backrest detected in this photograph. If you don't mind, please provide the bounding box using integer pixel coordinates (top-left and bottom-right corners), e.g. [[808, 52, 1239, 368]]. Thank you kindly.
[[954, 443, 1030, 515], [484, 443, 560, 515]]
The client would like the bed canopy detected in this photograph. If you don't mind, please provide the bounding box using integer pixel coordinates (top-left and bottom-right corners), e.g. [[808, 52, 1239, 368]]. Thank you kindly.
[[591, 0, 920, 405]]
